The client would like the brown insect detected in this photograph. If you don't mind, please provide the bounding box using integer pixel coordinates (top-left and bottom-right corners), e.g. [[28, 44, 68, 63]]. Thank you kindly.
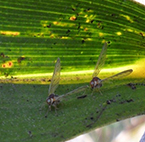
[[46, 58, 61, 111], [45, 58, 87, 113], [75, 42, 133, 95]]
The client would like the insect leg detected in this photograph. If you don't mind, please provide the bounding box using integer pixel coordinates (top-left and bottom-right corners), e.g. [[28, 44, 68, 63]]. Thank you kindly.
[[99, 90, 103, 95], [45, 109, 49, 117], [91, 88, 103, 96], [91, 89, 95, 96]]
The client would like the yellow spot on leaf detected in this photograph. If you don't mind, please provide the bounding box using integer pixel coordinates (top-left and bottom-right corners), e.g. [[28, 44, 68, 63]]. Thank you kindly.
[[99, 33, 104, 37], [86, 19, 90, 23], [0, 31, 20, 36], [120, 14, 134, 23], [2, 61, 13, 68], [53, 21, 59, 25], [50, 34, 57, 38], [61, 37, 69, 39], [116, 32, 122, 36], [2, 64, 6, 68], [102, 40, 106, 44], [84, 28, 88, 31], [70, 16, 77, 21], [127, 29, 133, 32]]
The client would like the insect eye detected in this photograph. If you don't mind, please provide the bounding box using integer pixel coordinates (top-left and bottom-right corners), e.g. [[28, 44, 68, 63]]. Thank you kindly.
[[47, 99, 51, 103], [91, 82, 94, 85]]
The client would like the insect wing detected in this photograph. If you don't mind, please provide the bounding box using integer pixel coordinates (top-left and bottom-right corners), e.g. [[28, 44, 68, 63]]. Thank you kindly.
[[48, 58, 61, 95], [92, 42, 108, 78], [56, 85, 89, 100], [101, 69, 133, 82]]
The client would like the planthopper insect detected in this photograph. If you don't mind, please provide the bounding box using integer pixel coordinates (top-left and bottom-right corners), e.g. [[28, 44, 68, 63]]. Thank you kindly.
[[46, 57, 61, 111], [74, 42, 133, 95], [45, 58, 87, 112]]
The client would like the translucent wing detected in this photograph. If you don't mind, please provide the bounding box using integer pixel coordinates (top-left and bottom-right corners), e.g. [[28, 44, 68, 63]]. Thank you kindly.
[[92, 42, 108, 78], [101, 69, 133, 82], [48, 58, 61, 95], [56, 85, 89, 100]]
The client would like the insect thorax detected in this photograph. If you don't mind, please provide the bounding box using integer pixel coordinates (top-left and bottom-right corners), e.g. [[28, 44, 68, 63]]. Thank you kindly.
[[46, 94, 59, 105], [90, 77, 102, 89]]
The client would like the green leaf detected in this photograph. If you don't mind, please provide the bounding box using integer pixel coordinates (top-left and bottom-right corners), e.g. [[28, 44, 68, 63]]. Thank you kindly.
[[0, 0, 145, 142]]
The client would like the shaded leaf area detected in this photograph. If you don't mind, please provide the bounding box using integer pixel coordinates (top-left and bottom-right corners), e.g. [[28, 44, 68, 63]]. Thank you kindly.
[[0, 0, 145, 81], [0, 82, 145, 142]]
